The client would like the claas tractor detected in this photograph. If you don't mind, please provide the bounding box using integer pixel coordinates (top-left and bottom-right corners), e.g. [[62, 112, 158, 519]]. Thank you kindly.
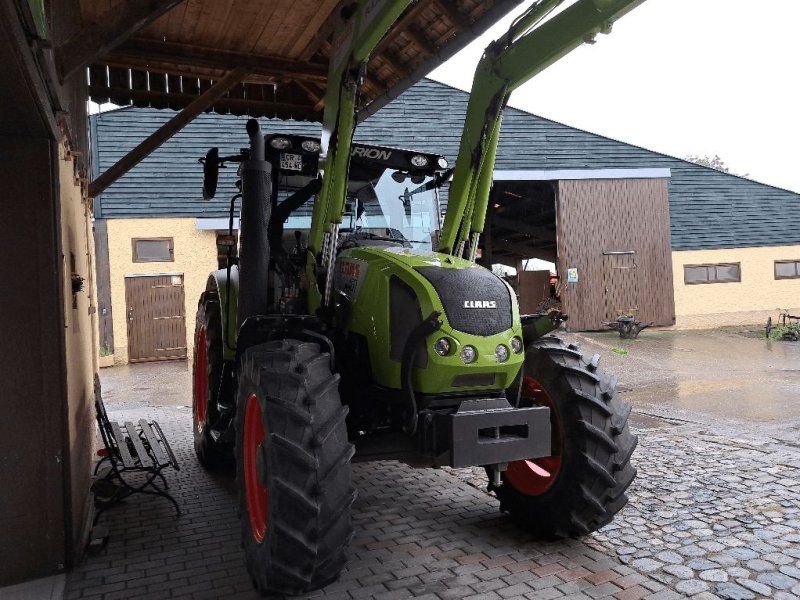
[[192, 0, 643, 595]]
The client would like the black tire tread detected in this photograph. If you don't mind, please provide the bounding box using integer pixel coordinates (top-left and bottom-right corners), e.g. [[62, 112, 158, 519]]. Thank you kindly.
[[192, 291, 228, 466], [493, 335, 637, 538], [235, 339, 355, 595], [313, 406, 350, 448]]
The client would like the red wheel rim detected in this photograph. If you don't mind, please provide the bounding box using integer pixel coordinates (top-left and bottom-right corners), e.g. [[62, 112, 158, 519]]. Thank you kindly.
[[506, 376, 563, 496], [193, 327, 207, 430], [243, 393, 268, 542]]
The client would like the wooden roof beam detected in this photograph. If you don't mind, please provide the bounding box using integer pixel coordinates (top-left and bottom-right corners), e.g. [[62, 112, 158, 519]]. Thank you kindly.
[[493, 215, 557, 243], [106, 39, 329, 82], [401, 25, 436, 57], [89, 67, 248, 198], [433, 0, 470, 38], [292, 80, 323, 106], [58, 0, 186, 81], [298, 17, 337, 62], [373, 2, 432, 56]]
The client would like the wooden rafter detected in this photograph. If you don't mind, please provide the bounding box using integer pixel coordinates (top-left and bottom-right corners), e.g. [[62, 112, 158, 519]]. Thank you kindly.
[[88, 67, 248, 198], [58, 0, 186, 81], [373, 2, 431, 56], [401, 25, 436, 56], [298, 16, 338, 62], [71, 0, 521, 121], [433, 0, 469, 40], [107, 39, 329, 82], [292, 80, 323, 106], [493, 216, 557, 243]]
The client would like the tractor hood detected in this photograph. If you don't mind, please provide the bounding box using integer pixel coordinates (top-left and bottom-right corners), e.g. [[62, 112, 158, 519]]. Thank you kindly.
[[334, 246, 523, 394]]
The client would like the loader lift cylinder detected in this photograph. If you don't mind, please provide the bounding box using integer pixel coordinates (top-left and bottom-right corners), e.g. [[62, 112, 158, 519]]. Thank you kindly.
[[237, 119, 272, 329]]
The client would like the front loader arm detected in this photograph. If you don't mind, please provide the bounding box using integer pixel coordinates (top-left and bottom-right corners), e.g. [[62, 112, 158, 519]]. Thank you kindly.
[[306, 0, 412, 313], [439, 0, 647, 257]]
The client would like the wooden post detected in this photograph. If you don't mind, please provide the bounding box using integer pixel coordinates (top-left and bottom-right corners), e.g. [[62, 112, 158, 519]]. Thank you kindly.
[[88, 68, 248, 199]]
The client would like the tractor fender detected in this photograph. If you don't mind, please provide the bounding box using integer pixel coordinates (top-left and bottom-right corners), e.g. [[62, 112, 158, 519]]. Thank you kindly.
[[205, 266, 239, 362]]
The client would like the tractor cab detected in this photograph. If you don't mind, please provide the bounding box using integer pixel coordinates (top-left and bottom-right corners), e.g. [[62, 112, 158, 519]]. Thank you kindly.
[[245, 134, 451, 315], [263, 133, 448, 254]]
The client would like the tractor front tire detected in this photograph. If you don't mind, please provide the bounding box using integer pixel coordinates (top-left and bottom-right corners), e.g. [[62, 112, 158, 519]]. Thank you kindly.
[[492, 336, 637, 537], [192, 292, 227, 466], [235, 340, 355, 595]]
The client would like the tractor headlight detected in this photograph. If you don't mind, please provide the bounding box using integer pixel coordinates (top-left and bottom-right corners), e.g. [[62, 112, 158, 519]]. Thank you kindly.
[[434, 337, 451, 356], [460, 345, 477, 364], [270, 137, 292, 150], [437, 157, 448, 169], [410, 154, 429, 167], [495, 344, 509, 363], [301, 139, 321, 152], [510, 336, 523, 354]]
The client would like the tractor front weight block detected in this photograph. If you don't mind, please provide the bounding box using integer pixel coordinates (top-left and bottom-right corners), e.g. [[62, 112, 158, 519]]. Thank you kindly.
[[424, 398, 551, 468]]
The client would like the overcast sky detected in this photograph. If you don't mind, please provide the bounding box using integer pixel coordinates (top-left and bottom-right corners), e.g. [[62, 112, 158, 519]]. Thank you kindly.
[[430, 0, 800, 193]]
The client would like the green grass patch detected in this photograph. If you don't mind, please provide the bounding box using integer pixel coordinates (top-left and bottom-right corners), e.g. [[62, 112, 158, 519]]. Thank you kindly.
[[768, 324, 800, 342], [611, 347, 629, 356], [713, 322, 800, 341]]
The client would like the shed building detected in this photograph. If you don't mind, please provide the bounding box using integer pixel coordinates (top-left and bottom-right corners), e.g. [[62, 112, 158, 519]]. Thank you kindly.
[[92, 78, 800, 364]]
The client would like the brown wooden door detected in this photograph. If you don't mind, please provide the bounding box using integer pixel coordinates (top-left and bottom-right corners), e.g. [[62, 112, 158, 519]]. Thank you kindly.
[[125, 274, 187, 362], [602, 252, 640, 321], [557, 178, 676, 330]]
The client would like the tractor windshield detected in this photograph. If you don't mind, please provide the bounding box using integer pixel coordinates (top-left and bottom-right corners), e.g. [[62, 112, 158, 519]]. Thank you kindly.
[[346, 169, 441, 251], [265, 135, 446, 252], [275, 167, 442, 252]]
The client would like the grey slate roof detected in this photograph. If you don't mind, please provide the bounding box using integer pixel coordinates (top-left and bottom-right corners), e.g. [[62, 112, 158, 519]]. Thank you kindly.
[[93, 78, 800, 251]]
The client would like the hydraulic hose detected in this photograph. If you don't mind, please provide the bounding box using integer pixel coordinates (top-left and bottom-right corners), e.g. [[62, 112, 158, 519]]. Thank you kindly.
[[401, 311, 442, 435]]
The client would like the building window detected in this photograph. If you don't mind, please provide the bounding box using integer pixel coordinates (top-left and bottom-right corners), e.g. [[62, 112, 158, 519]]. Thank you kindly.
[[684, 262, 740, 284], [775, 260, 800, 279], [132, 238, 174, 262]]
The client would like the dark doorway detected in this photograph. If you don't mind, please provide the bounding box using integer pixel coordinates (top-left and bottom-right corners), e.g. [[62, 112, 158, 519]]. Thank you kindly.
[[483, 180, 557, 268]]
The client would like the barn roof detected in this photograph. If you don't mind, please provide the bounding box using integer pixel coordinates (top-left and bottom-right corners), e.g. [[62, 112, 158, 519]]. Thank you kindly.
[[92, 78, 800, 251], [79, 0, 518, 121]]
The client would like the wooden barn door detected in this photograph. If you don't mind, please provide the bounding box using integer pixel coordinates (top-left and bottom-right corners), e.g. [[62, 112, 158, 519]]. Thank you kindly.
[[557, 178, 675, 330], [602, 251, 640, 321], [125, 274, 187, 362]]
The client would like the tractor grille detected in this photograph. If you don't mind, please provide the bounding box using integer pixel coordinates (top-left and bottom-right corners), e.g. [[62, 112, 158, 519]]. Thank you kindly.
[[416, 266, 512, 336]]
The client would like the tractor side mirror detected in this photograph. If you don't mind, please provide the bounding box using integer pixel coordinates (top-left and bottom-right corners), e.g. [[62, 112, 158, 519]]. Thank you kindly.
[[200, 147, 220, 200]]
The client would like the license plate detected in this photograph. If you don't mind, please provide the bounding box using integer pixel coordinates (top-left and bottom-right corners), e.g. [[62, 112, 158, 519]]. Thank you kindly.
[[280, 153, 303, 171]]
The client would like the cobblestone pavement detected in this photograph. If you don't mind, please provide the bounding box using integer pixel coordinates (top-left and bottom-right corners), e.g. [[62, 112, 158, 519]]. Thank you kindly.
[[454, 415, 800, 600], [62, 330, 800, 599]]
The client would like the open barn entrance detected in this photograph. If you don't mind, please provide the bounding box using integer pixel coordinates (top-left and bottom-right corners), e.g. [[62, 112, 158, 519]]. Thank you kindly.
[[481, 172, 676, 331], [480, 179, 559, 315]]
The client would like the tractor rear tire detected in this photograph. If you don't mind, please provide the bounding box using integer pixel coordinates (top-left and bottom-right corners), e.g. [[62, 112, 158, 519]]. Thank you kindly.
[[192, 292, 227, 466], [492, 336, 637, 537], [235, 339, 355, 595]]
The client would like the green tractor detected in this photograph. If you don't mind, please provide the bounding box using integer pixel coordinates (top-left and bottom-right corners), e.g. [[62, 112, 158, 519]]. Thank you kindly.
[[193, 0, 643, 595]]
